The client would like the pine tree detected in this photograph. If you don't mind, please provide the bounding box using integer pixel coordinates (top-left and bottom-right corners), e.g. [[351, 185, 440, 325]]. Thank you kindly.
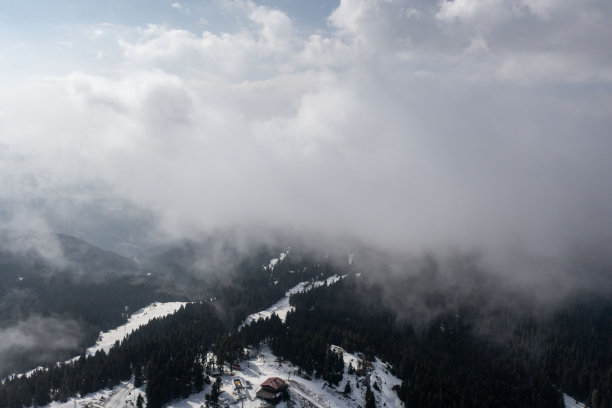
[[209, 377, 222, 402], [344, 381, 352, 395], [193, 363, 204, 393], [136, 394, 144, 408], [133, 364, 143, 388], [365, 384, 376, 408]]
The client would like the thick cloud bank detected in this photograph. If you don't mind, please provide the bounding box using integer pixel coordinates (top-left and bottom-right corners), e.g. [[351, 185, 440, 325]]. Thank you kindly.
[[0, 0, 611, 270]]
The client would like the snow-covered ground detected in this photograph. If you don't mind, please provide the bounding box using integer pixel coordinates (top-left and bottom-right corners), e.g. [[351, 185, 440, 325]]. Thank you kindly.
[[84, 302, 187, 357], [45, 346, 403, 408], [238, 275, 344, 330], [204, 346, 403, 408], [44, 380, 144, 408], [563, 394, 586, 408]]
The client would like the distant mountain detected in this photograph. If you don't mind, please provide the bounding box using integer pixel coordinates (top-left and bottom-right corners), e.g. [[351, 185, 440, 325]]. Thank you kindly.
[[0, 230, 180, 378], [0, 230, 139, 279]]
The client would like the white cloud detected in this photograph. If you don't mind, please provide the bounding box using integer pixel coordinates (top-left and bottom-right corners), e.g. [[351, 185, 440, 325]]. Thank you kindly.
[[1, 0, 612, 262], [497, 52, 612, 84], [171, 2, 191, 15], [118, 3, 299, 80], [436, 0, 510, 22], [466, 35, 488, 53], [435, 0, 575, 23]]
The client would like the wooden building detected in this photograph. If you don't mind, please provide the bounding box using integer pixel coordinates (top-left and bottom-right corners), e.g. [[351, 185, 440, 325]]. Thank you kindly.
[[256, 377, 287, 403]]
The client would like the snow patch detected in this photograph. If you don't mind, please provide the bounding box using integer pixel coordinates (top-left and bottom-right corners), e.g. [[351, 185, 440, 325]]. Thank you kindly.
[[266, 258, 279, 271], [263, 248, 290, 271], [44, 381, 144, 408], [238, 275, 344, 330], [85, 301, 187, 356], [564, 393, 586, 408], [334, 346, 402, 408]]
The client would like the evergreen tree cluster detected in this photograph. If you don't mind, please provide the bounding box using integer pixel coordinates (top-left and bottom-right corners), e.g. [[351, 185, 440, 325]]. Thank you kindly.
[[209, 252, 338, 328], [0, 302, 224, 408], [238, 275, 612, 408], [0, 249, 337, 408], [544, 297, 612, 408]]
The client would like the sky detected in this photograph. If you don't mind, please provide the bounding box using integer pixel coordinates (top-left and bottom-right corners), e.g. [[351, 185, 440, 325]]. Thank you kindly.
[[1, 0, 612, 274]]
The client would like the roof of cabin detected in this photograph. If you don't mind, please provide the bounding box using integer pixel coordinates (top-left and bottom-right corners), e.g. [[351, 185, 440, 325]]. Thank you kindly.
[[260, 377, 286, 390]]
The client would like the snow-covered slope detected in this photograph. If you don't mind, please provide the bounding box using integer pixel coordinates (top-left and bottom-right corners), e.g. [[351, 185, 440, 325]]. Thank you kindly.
[[563, 394, 586, 408], [43, 381, 144, 408], [41, 270, 401, 408], [238, 274, 343, 330], [202, 346, 402, 408], [84, 301, 187, 356], [13, 301, 187, 380], [45, 346, 403, 408]]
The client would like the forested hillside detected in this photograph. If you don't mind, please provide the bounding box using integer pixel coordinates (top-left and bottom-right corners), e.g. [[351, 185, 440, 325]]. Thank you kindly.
[[2, 251, 612, 408], [239, 274, 612, 408], [0, 231, 312, 377], [0, 244, 339, 407]]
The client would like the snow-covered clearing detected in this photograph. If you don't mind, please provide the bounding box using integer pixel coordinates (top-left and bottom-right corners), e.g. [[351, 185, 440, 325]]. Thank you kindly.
[[43, 380, 144, 408], [333, 346, 401, 407], [563, 394, 586, 408], [85, 302, 187, 356], [177, 346, 403, 408], [238, 275, 344, 330]]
